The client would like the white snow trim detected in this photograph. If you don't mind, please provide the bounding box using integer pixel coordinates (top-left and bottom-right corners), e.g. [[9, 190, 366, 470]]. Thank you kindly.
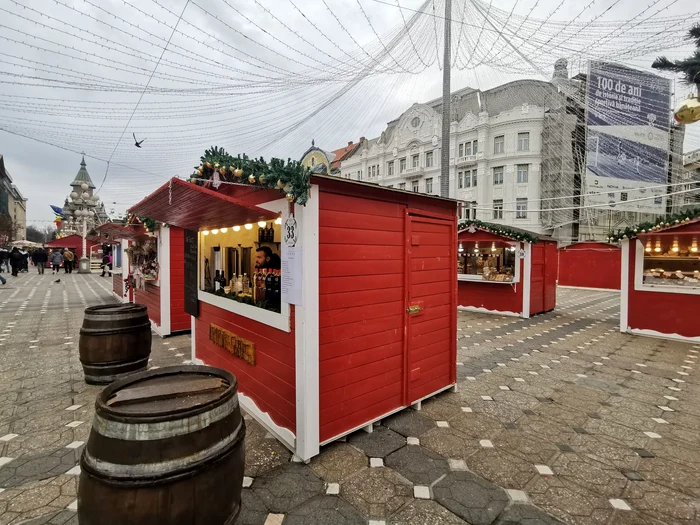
[[150, 319, 165, 338], [238, 392, 296, 452], [627, 328, 700, 344], [458, 305, 522, 318], [557, 285, 620, 292], [620, 240, 629, 334]]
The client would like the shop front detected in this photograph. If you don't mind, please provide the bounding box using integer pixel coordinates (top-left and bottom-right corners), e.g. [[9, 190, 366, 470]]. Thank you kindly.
[[457, 222, 557, 318], [96, 222, 145, 303], [129, 164, 458, 461], [618, 216, 700, 342], [558, 241, 621, 290]]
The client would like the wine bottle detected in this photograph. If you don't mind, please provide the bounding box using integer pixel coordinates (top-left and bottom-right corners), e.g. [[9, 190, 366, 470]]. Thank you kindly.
[[258, 223, 264, 242], [257, 270, 266, 302], [273, 269, 281, 311], [214, 270, 221, 292]]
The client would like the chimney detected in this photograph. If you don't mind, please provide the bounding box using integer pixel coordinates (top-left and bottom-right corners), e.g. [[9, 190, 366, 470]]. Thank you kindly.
[[348, 141, 353, 146], [360, 136, 366, 143]]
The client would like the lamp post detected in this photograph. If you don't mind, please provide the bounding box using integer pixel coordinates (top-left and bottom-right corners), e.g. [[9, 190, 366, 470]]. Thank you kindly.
[[68, 182, 100, 274]]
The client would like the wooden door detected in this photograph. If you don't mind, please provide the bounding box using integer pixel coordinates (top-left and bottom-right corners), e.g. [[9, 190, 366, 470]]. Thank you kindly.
[[543, 242, 557, 312], [405, 214, 457, 404]]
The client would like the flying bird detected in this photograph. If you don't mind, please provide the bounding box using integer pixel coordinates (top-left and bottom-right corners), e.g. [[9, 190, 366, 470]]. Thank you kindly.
[[133, 133, 146, 148]]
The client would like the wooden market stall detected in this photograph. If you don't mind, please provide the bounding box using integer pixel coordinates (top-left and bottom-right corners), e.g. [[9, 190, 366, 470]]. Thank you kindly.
[[616, 215, 700, 342], [45, 234, 100, 260], [558, 241, 621, 290], [128, 160, 458, 462], [457, 222, 557, 318], [95, 222, 146, 303]]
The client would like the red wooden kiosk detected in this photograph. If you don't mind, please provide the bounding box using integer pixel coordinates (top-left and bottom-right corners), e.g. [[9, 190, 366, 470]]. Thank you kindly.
[[558, 242, 621, 290], [457, 222, 557, 318], [129, 173, 458, 461], [619, 217, 700, 342], [45, 234, 100, 259], [95, 222, 145, 303]]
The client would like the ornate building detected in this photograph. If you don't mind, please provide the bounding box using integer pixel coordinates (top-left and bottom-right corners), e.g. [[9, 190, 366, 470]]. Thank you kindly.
[[60, 156, 109, 235], [300, 140, 361, 176], [0, 154, 27, 242], [339, 80, 557, 234]]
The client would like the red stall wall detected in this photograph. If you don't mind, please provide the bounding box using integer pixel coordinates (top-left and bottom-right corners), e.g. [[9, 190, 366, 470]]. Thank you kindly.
[[626, 242, 699, 338], [112, 273, 123, 299], [135, 282, 161, 327], [558, 243, 621, 290], [530, 241, 557, 315], [318, 191, 406, 442], [169, 227, 190, 332], [195, 303, 296, 434], [457, 254, 525, 316]]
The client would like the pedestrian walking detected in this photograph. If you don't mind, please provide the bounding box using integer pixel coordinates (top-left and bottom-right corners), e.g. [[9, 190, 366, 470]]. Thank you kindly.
[[20, 250, 29, 273], [50, 250, 63, 275], [33, 248, 48, 274], [10, 247, 23, 277], [63, 249, 75, 273], [0, 249, 9, 273], [101, 252, 112, 277]]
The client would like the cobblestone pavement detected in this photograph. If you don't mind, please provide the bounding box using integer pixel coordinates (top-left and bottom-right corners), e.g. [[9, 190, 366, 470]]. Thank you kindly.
[[1, 274, 699, 525]]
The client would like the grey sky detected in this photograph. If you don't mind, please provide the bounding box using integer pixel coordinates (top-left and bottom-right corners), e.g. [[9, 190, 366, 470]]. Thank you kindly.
[[0, 0, 697, 226]]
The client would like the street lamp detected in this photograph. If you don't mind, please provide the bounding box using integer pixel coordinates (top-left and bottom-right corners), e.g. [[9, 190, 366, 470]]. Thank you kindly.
[[70, 182, 100, 274]]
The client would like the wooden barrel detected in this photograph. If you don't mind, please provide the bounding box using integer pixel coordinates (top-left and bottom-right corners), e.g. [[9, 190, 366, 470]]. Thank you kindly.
[[78, 366, 245, 525], [79, 304, 152, 384]]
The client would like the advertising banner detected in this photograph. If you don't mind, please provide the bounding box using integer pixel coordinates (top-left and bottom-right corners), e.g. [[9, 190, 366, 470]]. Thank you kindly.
[[585, 62, 671, 213]]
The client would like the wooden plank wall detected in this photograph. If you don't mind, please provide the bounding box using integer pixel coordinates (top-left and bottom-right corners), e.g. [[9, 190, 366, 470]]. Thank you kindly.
[[169, 227, 190, 332], [318, 191, 406, 442], [135, 282, 161, 327]]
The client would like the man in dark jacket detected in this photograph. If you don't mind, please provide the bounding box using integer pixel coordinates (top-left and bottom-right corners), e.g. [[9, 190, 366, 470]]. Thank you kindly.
[[10, 247, 23, 276], [32, 248, 48, 274]]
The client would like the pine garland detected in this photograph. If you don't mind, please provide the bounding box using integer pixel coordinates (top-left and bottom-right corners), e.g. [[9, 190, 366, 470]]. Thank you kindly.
[[458, 219, 540, 244], [140, 217, 159, 233], [608, 207, 700, 242], [191, 146, 311, 205]]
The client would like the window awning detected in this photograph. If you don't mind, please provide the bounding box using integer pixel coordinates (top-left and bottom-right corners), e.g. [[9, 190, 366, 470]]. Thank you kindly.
[[128, 178, 279, 231], [96, 223, 147, 242]]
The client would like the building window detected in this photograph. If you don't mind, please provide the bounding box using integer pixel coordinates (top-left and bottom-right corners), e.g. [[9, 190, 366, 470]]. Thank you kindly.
[[458, 171, 464, 189], [470, 201, 477, 219], [412, 154, 420, 168], [493, 199, 503, 220], [472, 140, 478, 155], [399, 182, 406, 190], [425, 177, 433, 193], [400, 158, 406, 173], [464, 170, 471, 187], [493, 166, 504, 185], [458, 143, 464, 157], [517, 132, 530, 151], [472, 170, 477, 187], [388, 161, 394, 176], [516, 198, 527, 219], [412, 181, 419, 192], [426, 151, 433, 167], [357, 170, 362, 181], [517, 164, 529, 183], [494, 135, 505, 154]]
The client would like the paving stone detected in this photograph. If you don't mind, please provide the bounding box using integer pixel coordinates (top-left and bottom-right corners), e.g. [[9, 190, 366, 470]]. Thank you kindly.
[[494, 503, 565, 525], [309, 442, 367, 483], [237, 488, 269, 525], [390, 499, 466, 525], [385, 445, 450, 485], [433, 470, 510, 525], [384, 410, 436, 437], [340, 467, 413, 520], [252, 463, 324, 514], [283, 495, 364, 525], [348, 426, 406, 458]]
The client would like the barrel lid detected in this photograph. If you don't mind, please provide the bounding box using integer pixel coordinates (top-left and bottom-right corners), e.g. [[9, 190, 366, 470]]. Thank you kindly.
[[85, 304, 147, 315], [97, 366, 237, 421]]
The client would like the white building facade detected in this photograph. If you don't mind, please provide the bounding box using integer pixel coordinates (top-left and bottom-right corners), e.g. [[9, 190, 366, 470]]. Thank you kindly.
[[340, 80, 558, 234]]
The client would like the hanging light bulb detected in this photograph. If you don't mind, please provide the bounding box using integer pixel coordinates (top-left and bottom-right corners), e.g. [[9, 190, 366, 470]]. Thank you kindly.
[[220, 228, 228, 233], [645, 241, 652, 253], [211, 229, 219, 235], [458, 243, 464, 253], [274, 217, 282, 225], [202, 230, 210, 236], [654, 241, 661, 253], [244, 224, 253, 230], [491, 242, 497, 252], [233, 226, 241, 232], [691, 238, 698, 253], [258, 221, 266, 228]]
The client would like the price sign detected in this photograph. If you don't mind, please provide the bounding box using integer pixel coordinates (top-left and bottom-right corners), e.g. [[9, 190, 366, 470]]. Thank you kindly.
[[284, 217, 298, 247]]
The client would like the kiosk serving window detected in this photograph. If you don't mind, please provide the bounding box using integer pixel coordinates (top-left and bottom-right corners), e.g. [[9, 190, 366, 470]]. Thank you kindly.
[[640, 236, 700, 290], [458, 241, 519, 282], [199, 218, 283, 313]]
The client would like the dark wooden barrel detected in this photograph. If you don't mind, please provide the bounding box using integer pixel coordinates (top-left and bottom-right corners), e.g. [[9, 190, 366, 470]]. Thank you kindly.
[[78, 365, 245, 525], [79, 304, 152, 384]]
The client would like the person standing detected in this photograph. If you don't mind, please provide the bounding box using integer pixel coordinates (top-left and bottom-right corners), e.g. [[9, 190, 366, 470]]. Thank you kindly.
[[63, 249, 74, 274], [10, 247, 23, 277], [50, 250, 63, 275], [101, 252, 112, 277], [33, 248, 48, 274], [0, 249, 9, 273]]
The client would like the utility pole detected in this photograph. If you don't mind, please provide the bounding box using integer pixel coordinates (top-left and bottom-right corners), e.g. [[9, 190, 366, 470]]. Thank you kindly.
[[440, 0, 452, 197]]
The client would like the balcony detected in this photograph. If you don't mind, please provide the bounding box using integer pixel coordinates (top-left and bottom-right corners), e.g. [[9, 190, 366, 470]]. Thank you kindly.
[[402, 166, 424, 179], [456, 155, 478, 167], [684, 149, 700, 170]]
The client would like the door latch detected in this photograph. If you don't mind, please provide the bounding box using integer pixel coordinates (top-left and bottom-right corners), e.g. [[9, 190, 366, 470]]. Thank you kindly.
[[406, 305, 424, 315]]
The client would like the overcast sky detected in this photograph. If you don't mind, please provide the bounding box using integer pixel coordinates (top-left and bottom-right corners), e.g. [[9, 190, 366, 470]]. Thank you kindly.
[[0, 0, 697, 227]]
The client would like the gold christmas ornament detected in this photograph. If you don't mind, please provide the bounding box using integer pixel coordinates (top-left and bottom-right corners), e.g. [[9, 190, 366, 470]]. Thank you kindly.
[[205, 162, 212, 169], [673, 94, 700, 125], [233, 168, 243, 178], [219, 166, 227, 175], [285, 193, 295, 202], [259, 174, 267, 184], [248, 174, 256, 183], [197, 166, 204, 174], [214, 163, 220, 169], [277, 179, 284, 189]]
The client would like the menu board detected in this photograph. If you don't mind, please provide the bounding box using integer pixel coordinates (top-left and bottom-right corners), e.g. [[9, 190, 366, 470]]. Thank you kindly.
[[184, 229, 199, 317]]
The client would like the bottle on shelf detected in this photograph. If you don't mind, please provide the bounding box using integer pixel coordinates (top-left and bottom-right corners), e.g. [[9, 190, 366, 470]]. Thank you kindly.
[[219, 271, 227, 291], [252, 270, 258, 301], [242, 273, 249, 294], [214, 270, 221, 292], [258, 223, 265, 242], [265, 269, 274, 308], [272, 269, 281, 311], [257, 270, 266, 302], [267, 223, 274, 242], [235, 274, 242, 294]]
